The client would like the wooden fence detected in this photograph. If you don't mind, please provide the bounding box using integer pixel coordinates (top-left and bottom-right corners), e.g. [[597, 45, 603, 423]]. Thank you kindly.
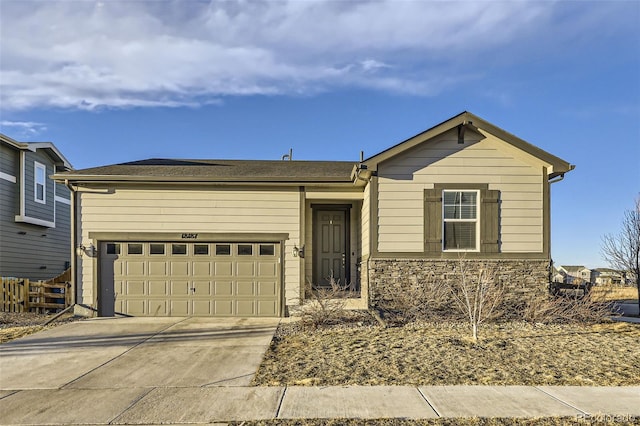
[[1, 269, 72, 313]]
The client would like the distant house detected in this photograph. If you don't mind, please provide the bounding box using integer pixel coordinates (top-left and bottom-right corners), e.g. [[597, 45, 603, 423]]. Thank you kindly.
[[0, 133, 73, 280], [551, 266, 565, 283], [557, 265, 594, 284], [594, 268, 626, 286], [53, 112, 573, 317]]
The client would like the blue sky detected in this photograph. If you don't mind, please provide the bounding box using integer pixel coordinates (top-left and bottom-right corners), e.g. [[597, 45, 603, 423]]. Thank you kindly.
[[1, 0, 638, 268]]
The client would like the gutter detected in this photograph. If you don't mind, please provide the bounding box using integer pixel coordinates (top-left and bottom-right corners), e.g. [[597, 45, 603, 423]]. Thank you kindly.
[[52, 174, 354, 184], [549, 165, 576, 184]]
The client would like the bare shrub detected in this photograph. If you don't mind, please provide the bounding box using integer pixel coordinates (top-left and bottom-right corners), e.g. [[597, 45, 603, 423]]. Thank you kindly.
[[522, 293, 614, 324], [299, 278, 350, 329], [446, 259, 504, 340], [379, 273, 453, 325]]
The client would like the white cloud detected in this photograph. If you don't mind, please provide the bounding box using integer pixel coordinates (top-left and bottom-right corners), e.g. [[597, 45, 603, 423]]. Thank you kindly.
[[0, 0, 635, 111], [0, 120, 47, 137]]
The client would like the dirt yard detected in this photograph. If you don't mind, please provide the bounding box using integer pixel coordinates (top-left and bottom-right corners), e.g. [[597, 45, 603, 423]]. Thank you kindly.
[[253, 319, 640, 387], [0, 312, 80, 343]]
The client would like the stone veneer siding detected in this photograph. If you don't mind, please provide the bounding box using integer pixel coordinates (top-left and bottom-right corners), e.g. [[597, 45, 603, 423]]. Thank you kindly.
[[368, 258, 551, 310]]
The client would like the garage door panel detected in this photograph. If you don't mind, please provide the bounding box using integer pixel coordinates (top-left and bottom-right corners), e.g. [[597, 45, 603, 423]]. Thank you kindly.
[[108, 241, 281, 317], [170, 261, 189, 276], [214, 281, 233, 296], [258, 300, 277, 316], [114, 262, 125, 275], [236, 300, 255, 316], [214, 300, 234, 315], [126, 299, 147, 316], [127, 261, 145, 275], [148, 281, 168, 296], [257, 281, 277, 296], [115, 280, 125, 295], [236, 261, 255, 277], [214, 261, 233, 276], [149, 261, 168, 276], [124, 281, 145, 296], [144, 300, 165, 316], [193, 261, 212, 276], [170, 281, 190, 295], [115, 298, 124, 314], [258, 262, 277, 277], [236, 281, 255, 296], [192, 281, 212, 296], [192, 300, 213, 315], [169, 300, 189, 316]]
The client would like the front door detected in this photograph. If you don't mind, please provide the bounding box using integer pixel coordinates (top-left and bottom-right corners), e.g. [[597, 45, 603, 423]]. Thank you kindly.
[[313, 208, 349, 288]]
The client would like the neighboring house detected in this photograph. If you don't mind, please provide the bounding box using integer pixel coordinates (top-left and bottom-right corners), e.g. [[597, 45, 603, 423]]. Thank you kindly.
[[0, 133, 73, 281], [557, 265, 594, 284], [594, 268, 626, 286], [551, 266, 565, 283], [52, 112, 574, 317]]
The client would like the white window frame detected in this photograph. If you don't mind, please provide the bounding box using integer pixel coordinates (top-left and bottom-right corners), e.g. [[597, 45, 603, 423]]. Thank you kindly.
[[442, 189, 480, 252], [34, 161, 46, 204]]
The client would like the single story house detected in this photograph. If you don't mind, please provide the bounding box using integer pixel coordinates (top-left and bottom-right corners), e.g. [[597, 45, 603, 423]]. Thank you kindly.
[[1, 133, 73, 281], [53, 112, 574, 317]]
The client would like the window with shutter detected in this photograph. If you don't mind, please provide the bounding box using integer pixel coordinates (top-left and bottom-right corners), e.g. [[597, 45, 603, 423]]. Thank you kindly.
[[425, 185, 500, 255]]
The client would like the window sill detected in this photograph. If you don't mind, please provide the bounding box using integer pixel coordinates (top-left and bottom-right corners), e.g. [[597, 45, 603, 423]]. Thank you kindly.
[[14, 215, 55, 228]]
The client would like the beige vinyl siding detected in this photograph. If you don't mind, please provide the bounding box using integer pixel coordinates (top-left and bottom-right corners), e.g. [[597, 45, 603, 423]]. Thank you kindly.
[[77, 187, 301, 306], [376, 129, 548, 253], [361, 182, 370, 258]]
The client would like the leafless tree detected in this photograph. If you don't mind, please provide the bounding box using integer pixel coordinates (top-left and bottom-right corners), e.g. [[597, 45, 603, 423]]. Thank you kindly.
[[448, 259, 504, 340], [601, 196, 640, 315]]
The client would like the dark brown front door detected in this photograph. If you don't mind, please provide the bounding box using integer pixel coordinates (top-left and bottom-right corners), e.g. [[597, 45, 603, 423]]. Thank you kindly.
[[313, 208, 349, 288]]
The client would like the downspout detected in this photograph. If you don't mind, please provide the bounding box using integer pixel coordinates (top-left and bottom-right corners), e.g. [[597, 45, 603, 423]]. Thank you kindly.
[[64, 179, 77, 308]]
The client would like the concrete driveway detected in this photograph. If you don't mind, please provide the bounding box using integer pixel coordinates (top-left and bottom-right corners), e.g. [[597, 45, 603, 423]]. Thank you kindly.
[[0, 316, 280, 424]]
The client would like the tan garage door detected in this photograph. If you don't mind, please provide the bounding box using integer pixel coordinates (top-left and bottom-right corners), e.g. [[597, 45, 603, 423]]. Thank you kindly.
[[101, 242, 281, 317]]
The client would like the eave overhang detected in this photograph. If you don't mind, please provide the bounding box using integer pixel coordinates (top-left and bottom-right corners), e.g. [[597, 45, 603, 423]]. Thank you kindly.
[[362, 111, 574, 180], [1, 134, 73, 170], [52, 173, 359, 188]]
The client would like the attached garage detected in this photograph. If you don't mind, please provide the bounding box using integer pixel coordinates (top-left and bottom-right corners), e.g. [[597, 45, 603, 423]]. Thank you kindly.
[[98, 240, 282, 317]]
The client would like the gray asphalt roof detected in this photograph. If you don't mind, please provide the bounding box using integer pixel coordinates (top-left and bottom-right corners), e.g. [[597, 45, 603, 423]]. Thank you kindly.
[[56, 158, 357, 182]]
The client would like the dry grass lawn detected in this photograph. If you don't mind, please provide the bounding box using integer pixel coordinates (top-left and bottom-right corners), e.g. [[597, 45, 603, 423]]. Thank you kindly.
[[253, 320, 640, 387], [590, 285, 638, 302]]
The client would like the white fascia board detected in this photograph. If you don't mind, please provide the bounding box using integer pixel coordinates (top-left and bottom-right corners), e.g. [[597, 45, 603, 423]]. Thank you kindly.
[[0, 172, 16, 183], [55, 195, 71, 205], [27, 142, 73, 169]]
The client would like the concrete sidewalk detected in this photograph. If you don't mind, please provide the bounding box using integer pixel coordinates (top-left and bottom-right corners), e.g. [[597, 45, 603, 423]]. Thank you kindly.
[[1, 317, 638, 424], [1, 385, 638, 424]]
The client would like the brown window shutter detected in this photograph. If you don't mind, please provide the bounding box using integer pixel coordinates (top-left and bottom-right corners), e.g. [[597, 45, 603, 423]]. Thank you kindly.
[[424, 188, 442, 253], [481, 189, 500, 253]]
